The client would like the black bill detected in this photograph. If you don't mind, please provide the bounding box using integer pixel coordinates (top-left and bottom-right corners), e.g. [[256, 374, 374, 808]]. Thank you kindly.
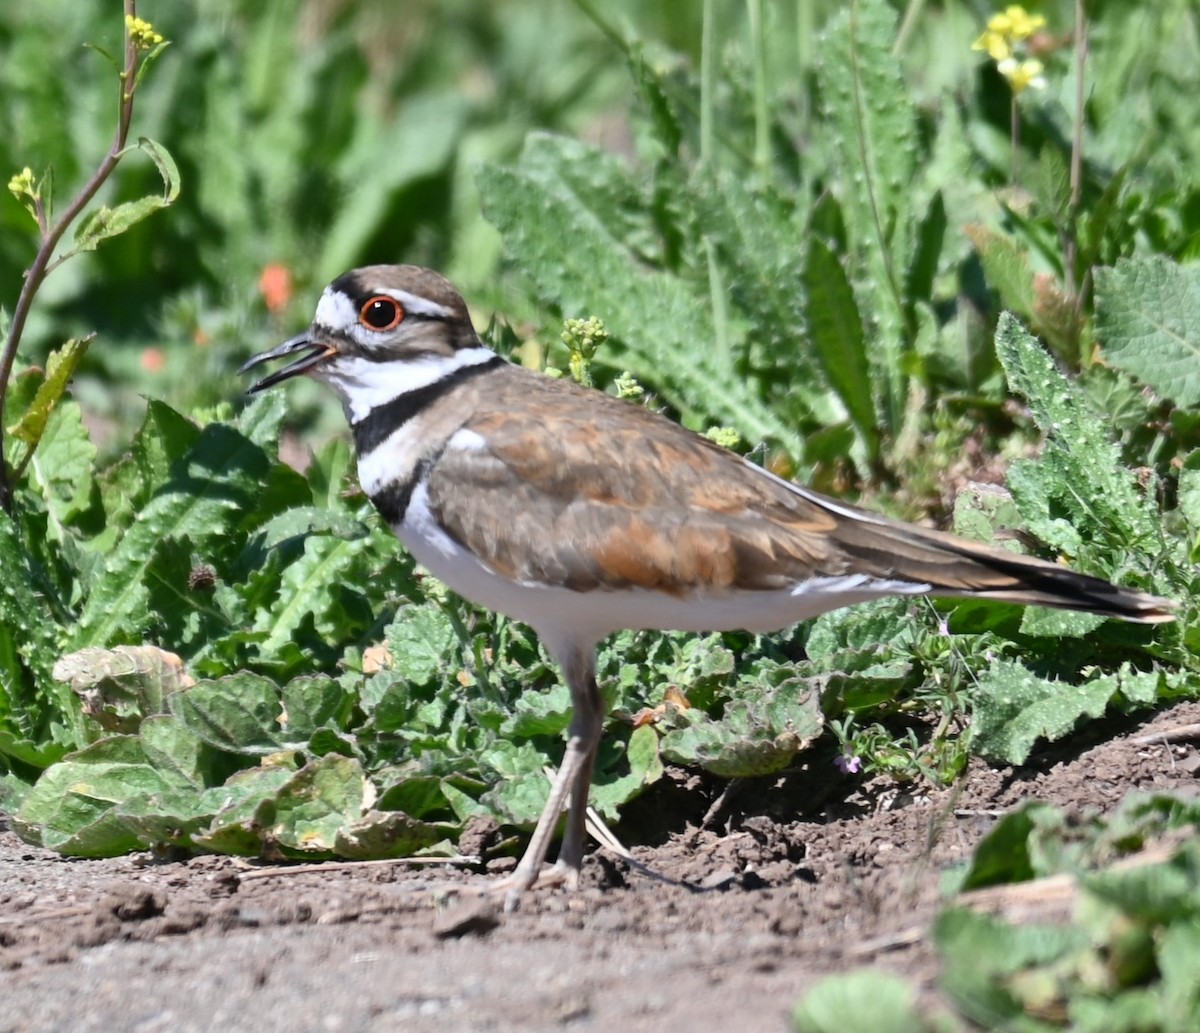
[[239, 333, 336, 394]]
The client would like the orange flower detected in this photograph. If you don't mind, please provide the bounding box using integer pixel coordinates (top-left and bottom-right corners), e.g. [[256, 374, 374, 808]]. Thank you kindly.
[[258, 263, 293, 314]]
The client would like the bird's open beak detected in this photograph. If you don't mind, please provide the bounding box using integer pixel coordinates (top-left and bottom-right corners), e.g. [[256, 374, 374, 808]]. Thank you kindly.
[[239, 332, 338, 394]]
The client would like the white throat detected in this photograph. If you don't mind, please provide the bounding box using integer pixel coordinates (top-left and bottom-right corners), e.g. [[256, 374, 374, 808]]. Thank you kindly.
[[317, 347, 499, 425]]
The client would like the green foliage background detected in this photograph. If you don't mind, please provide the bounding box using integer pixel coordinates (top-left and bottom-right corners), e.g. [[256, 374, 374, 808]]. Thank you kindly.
[[3, 0, 1200, 1025], [1, 0, 1198, 937]]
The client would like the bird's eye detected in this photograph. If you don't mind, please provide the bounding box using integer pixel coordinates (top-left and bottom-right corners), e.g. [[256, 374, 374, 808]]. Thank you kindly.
[[359, 296, 403, 331]]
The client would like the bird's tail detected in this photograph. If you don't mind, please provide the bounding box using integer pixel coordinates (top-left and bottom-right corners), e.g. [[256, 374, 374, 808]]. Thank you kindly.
[[830, 506, 1175, 625]]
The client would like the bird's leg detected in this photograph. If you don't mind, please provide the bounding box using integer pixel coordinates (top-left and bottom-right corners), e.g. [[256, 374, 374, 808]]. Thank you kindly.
[[502, 642, 603, 909], [553, 647, 604, 880]]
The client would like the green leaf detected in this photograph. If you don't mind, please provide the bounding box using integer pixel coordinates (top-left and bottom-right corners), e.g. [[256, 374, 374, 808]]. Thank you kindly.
[[70, 138, 180, 255], [281, 675, 348, 738], [52, 644, 192, 734], [935, 907, 1089, 1030], [266, 754, 367, 855], [818, 0, 918, 427], [793, 970, 929, 1033], [334, 808, 451, 860], [971, 661, 1118, 765], [503, 682, 573, 738], [384, 605, 458, 685], [13, 736, 185, 856], [966, 225, 1034, 318], [77, 414, 274, 646], [5, 336, 92, 448], [169, 673, 284, 755], [660, 679, 822, 777], [1094, 256, 1200, 407], [0, 509, 81, 754], [804, 237, 877, 457], [957, 801, 1061, 891], [995, 313, 1159, 548], [194, 766, 297, 856]]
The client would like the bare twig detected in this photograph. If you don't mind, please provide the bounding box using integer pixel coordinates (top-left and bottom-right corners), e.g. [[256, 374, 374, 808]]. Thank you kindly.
[[0, 0, 144, 513], [1130, 723, 1200, 747]]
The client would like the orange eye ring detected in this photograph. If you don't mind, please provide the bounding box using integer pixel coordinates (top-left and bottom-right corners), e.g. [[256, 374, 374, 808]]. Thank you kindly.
[[359, 295, 404, 331]]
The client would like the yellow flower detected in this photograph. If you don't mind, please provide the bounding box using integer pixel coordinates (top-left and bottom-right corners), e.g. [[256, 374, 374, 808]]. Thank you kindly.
[[972, 29, 1012, 62], [972, 6, 1049, 93], [994, 6, 1046, 42], [7, 166, 36, 200], [998, 57, 1047, 94], [125, 14, 164, 51]]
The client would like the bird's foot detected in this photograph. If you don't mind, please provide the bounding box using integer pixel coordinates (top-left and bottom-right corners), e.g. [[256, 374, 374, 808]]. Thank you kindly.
[[485, 858, 581, 913]]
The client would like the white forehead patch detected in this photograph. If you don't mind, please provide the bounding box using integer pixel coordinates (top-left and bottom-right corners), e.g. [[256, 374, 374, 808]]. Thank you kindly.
[[313, 287, 359, 330]]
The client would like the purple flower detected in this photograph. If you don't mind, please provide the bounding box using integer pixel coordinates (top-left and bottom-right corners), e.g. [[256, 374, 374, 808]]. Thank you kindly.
[[834, 754, 862, 775]]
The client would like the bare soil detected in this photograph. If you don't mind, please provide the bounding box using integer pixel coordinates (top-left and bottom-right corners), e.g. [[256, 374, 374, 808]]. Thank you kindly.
[[3, 700, 1198, 1033]]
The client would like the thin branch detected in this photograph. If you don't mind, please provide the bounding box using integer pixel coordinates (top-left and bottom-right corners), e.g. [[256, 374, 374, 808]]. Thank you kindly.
[[0, 0, 143, 513]]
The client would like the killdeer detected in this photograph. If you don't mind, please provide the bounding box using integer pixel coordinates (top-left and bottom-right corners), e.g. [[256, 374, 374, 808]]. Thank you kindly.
[[241, 264, 1173, 902]]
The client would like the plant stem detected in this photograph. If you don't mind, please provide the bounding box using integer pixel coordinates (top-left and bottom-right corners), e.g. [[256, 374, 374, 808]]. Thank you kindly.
[[1010, 95, 1020, 185], [700, 0, 715, 168], [893, 0, 926, 56], [0, 0, 143, 514], [1065, 0, 1087, 310], [746, 0, 771, 181]]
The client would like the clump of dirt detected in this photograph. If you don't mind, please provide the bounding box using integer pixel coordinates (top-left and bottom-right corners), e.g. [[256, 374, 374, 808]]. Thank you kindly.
[[2, 700, 1197, 1033]]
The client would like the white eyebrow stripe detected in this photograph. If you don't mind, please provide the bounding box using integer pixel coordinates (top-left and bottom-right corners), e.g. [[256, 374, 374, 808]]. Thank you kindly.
[[375, 287, 455, 320]]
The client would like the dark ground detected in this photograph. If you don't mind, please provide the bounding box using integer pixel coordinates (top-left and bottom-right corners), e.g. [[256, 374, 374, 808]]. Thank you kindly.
[[3, 699, 1198, 1033]]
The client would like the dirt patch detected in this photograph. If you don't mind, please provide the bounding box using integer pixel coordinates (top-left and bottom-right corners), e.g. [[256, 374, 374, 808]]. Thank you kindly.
[[2, 700, 1198, 1033]]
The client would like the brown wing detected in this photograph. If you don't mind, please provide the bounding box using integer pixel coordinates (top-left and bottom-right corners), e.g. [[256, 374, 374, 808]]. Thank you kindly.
[[425, 368, 1173, 623]]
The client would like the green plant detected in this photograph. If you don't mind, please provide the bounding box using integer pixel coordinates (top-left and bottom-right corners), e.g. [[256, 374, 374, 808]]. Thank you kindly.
[[2, 0, 1197, 867]]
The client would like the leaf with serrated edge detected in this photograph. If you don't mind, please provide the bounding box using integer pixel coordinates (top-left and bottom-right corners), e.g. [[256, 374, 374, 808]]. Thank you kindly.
[[1095, 257, 1200, 407]]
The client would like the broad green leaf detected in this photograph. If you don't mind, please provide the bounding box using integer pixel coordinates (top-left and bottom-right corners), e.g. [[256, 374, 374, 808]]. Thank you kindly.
[[111, 787, 212, 849], [935, 908, 1089, 1030], [957, 801, 1061, 891], [965, 225, 1034, 318], [13, 736, 184, 855], [334, 808, 451, 860], [195, 766, 297, 856], [169, 673, 284, 755], [77, 418, 273, 646], [384, 605, 458, 685], [479, 739, 557, 824], [793, 970, 928, 1033], [661, 679, 822, 777], [253, 531, 375, 654], [266, 754, 367, 854], [137, 714, 212, 790], [503, 682, 573, 738], [94, 400, 202, 549], [590, 723, 663, 819], [281, 675, 349, 738], [995, 314, 1159, 547], [27, 397, 97, 526], [971, 661, 1118, 764], [1094, 256, 1200, 407], [803, 237, 878, 457]]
